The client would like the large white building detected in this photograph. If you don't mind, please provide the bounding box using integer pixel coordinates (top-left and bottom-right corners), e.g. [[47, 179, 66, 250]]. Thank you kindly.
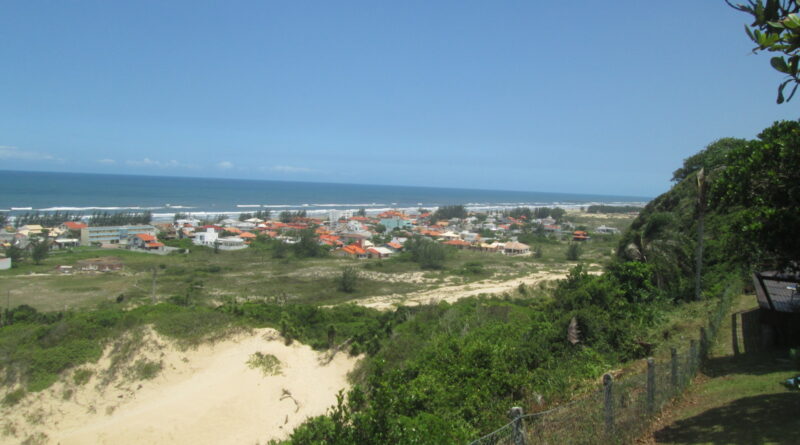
[[192, 228, 247, 251]]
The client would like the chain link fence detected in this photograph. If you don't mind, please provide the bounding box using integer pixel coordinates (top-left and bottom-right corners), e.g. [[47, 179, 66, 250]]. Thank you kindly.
[[468, 292, 734, 445]]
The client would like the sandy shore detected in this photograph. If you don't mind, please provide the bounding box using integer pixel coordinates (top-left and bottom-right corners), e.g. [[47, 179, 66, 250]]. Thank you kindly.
[[1, 328, 358, 445]]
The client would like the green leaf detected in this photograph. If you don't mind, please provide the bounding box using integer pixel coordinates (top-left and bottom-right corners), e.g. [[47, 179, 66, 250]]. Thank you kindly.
[[771, 56, 790, 73]]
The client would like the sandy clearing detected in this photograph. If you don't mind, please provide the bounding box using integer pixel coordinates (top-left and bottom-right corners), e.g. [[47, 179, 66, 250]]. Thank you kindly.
[[351, 268, 601, 310], [1, 328, 359, 445]]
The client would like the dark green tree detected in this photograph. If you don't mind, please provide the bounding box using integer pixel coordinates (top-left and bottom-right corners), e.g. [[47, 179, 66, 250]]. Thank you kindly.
[[3, 245, 24, 267], [30, 239, 50, 265], [337, 267, 359, 293], [712, 119, 800, 271]]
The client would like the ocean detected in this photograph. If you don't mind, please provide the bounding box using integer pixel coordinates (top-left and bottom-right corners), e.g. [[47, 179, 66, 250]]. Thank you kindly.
[[0, 170, 650, 221]]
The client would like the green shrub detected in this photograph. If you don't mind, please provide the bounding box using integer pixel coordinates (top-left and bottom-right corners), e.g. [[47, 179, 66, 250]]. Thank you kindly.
[[337, 267, 359, 293], [72, 368, 93, 385], [2, 388, 25, 406], [565, 243, 582, 261], [130, 359, 162, 380], [246, 352, 282, 376]]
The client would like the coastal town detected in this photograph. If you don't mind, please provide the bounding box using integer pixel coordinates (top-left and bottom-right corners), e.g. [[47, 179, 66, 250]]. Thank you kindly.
[[0, 206, 625, 270]]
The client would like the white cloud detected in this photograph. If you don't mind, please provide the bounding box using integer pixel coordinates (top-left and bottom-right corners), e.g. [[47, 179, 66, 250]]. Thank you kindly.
[[0, 145, 60, 161], [97, 158, 116, 164], [269, 165, 314, 173], [218, 161, 234, 169], [125, 158, 190, 169]]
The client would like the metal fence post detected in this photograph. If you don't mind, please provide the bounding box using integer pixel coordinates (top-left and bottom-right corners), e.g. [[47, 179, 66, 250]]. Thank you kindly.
[[689, 339, 698, 375], [603, 373, 614, 436], [646, 357, 655, 414], [670, 347, 678, 389], [509, 406, 527, 445]]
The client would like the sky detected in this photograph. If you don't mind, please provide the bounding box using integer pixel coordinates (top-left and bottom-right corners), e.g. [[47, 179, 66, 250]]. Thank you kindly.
[[1, 1, 798, 198]]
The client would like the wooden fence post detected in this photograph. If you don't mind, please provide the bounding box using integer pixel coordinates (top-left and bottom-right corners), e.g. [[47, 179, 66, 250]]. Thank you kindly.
[[646, 357, 656, 414], [700, 327, 709, 364], [509, 406, 527, 445], [731, 313, 741, 357], [670, 347, 678, 389], [603, 373, 614, 436]]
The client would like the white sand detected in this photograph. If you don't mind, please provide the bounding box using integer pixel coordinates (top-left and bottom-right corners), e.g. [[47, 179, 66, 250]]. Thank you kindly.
[[352, 268, 600, 310], [0, 328, 359, 445]]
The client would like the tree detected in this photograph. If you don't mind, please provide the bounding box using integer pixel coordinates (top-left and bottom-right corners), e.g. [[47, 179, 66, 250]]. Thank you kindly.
[[337, 267, 359, 293], [728, 0, 800, 102], [712, 119, 800, 271], [406, 238, 446, 269], [3, 245, 24, 267], [294, 229, 325, 258], [671, 138, 748, 182], [565, 243, 582, 261], [30, 239, 50, 265]]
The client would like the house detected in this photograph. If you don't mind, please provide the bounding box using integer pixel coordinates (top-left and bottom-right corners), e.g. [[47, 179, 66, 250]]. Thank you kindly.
[[193, 228, 248, 250], [380, 216, 412, 231], [596, 225, 620, 235], [335, 243, 368, 259], [503, 241, 531, 256], [80, 225, 157, 247], [53, 238, 80, 249], [55, 265, 73, 274], [238, 231, 257, 242], [442, 239, 471, 249], [75, 257, 124, 272], [60, 221, 88, 232], [367, 246, 393, 259], [573, 231, 590, 241], [385, 241, 403, 252]]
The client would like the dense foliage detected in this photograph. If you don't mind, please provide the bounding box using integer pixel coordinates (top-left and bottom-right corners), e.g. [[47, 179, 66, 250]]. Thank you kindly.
[[432, 205, 467, 221], [585, 205, 641, 214], [12, 211, 82, 228], [89, 211, 152, 226], [711, 120, 800, 271]]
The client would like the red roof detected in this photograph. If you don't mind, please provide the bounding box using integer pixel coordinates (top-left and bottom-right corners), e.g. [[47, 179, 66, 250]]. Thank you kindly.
[[239, 232, 256, 238], [146, 242, 164, 248], [136, 233, 157, 242], [386, 242, 403, 250], [63, 221, 88, 230], [342, 244, 367, 255], [442, 239, 471, 247]]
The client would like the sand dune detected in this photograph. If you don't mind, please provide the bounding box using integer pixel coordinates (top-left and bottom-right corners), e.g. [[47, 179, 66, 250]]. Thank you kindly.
[[1, 328, 358, 445]]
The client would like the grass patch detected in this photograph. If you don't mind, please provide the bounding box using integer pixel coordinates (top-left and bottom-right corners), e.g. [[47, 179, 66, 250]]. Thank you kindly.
[[72, 368, 93, 385], [129, 359, 162, 381], [246, 352, 282, 376], [1, 388, 25, 406]]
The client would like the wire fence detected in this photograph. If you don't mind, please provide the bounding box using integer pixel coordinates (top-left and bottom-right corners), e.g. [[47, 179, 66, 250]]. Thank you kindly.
[[468, 292, 734, 445]]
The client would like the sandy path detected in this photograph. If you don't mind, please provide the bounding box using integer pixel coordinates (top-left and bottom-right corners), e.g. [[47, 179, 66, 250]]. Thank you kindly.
[[351, 268, 595, 310], [1, 329, 358, 445]]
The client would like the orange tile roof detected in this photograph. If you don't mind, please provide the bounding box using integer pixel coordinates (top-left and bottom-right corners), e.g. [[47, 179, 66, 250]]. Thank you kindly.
[[63, 221, 88, 230], [146, 242, 164, 248], [136, 233, 156, 242], [239, 232, 256, 238], [386, 242, 402, 250], [442, 239, 471, 246], [342, 243, 366, 255]]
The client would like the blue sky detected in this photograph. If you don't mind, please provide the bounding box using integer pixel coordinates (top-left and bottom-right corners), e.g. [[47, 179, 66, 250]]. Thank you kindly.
[[1, 1, 797, 197]]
